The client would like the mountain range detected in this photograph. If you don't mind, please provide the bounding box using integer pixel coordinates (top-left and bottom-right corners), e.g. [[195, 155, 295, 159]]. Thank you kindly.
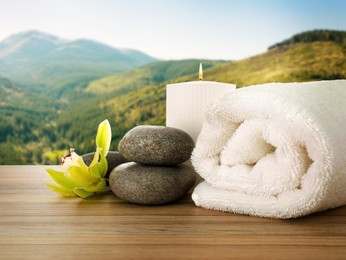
[[1, 29, 345, 164], [0, 30, 156, 89]]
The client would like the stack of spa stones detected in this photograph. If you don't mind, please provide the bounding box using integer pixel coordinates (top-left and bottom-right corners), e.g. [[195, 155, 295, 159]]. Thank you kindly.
[[109, 125, 196, 205]]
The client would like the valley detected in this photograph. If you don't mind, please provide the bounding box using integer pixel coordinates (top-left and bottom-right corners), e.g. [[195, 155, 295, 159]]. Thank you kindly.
[[0, 29, 345, 164]]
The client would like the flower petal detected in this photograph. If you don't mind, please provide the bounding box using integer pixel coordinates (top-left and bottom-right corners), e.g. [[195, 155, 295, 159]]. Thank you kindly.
[[74, 153, 90, 171], [68, 166, 97, 185], [44, 183, 76, 197], [84, 179, 107, 192], [89, 148, 108, 178], [44, 119, 113, 199], [89, 162, 103, 178], [99, 152, 108, 178], [73, 187, 94, 198], [46, 168, 77, 189], [89, 148, 101, 169], [95, 119, 111, 157]]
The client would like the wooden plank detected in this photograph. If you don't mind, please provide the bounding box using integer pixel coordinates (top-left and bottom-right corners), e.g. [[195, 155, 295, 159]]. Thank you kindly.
[[0, 166, 346, 259], [0, 245, 345, 259]]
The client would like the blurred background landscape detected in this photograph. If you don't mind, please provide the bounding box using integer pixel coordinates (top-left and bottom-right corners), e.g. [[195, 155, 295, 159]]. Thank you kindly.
[[1, 0, 346, 164]]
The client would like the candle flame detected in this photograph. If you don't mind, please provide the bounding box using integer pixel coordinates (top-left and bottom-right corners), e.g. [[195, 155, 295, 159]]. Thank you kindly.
[[199, 63, 203, 80]]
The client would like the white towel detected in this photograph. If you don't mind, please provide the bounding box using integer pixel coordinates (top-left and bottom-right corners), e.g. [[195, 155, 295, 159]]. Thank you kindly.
[[192, 80, 346, 219]]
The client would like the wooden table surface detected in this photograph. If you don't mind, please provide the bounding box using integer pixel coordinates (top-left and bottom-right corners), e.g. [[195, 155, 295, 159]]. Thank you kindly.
[[1, 166, 346, 259]]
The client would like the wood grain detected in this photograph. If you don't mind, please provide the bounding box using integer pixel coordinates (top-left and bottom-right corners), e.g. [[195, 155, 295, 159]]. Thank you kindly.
[[0, 166, 346, 259]]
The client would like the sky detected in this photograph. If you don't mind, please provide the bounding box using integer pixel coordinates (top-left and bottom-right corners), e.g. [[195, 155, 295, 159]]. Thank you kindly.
[[0, 0, 346, 60]]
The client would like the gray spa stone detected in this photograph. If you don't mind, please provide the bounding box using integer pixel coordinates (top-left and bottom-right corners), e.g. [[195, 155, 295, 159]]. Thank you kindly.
[[118, 125, 194, 165], [82, 151, 128, 179], [109, 162, 196, 205]]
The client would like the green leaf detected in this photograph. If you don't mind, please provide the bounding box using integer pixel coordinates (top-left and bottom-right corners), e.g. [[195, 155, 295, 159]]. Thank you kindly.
[[95, 119, 111, 157], [46, 168, 77, 189], [44, 183, 76, 197]]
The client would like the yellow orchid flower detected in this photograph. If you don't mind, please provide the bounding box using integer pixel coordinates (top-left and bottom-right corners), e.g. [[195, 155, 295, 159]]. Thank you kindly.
[[45, 119, 112, 198]]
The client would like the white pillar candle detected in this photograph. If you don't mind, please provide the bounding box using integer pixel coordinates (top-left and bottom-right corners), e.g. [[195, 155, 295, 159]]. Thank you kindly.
[[166, 81, 236, 143]]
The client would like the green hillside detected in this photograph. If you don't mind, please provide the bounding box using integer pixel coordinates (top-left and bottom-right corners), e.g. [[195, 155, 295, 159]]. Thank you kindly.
[[52, 60, 224, 155], [0, 77, 20, 104], [201, 40, 346, 86], [1, 29, 346, 164], [85, 59, 225, 94], [95, 30, 346, 150], [83, 30, 346, 152], [268, 29, 346, 49]]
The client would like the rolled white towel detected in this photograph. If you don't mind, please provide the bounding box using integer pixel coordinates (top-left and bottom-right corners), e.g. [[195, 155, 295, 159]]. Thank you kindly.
[[192, 80, 346, 219]]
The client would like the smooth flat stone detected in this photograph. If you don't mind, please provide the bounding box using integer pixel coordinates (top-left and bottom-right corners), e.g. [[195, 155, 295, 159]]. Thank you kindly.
[[82, 151, 128, 179], [118, 125, 194, 165], [109, 162, 196, 205]]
